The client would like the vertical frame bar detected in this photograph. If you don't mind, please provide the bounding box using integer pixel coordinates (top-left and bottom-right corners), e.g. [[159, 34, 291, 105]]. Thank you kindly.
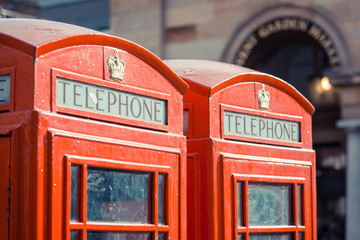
[[81, 164, 87, 240], [154, 172, 159, 240], [244, 180, 249, 240]]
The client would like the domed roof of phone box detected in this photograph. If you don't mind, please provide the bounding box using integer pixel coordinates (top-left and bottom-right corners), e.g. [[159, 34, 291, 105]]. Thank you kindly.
[[165, 59, 314, 114], [0, 18, 188, 94]]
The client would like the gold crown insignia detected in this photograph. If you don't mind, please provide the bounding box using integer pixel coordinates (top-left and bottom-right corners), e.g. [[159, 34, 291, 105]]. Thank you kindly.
[[257, 84, 270, 110], [107, 50, 126, 81]]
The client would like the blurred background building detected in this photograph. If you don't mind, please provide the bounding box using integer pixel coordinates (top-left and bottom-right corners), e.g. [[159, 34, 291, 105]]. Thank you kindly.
[[1, 0, 360, 239]]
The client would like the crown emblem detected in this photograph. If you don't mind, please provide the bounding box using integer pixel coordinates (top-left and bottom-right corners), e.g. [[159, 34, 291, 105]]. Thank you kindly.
[[107, 50, 126, 81], [257, 84, 270, 110]]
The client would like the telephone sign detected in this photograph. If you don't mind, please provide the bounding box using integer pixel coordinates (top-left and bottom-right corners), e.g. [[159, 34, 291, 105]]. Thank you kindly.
[[223, 110, 301, 143], [56, 77, 167, 125]]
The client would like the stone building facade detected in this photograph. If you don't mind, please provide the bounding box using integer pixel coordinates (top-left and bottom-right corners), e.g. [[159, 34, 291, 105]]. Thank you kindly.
[[1, 0, 360, 239]]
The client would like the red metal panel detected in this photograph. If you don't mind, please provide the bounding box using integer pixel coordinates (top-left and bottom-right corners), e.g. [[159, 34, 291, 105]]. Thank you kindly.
[[0, 19, 188, 95], [0, 137, 10, 240], [165, 59, 314, 115]]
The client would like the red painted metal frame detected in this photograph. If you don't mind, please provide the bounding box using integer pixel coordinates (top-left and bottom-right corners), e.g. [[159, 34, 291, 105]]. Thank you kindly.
[[223, 155, 312, 240], [0, 66, 15, 112], [65, 154, 175, 239], [48, 125, 182, 240]]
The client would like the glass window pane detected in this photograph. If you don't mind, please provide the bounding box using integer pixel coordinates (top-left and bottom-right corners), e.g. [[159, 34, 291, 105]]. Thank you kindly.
[[87, 168, 152, 223], [183, 109, 189, 133], [158, 232, 167, 240], [71, 165, 80, 222], [238, 233, 244, 240], [70, 231, 79, 240], [298, 232, 304, 240], [158, 174, 166, 225], [87, 231, 152, 240], [248, 182, 293, 226], [237, 181, 243, 226], [249, 233, 294, 240], [297, 184, 303, 226]]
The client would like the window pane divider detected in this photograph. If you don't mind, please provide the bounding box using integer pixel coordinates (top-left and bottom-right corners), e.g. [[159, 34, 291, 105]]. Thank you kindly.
[[82, 223, 168, 231], [294, 183, 299, 227]]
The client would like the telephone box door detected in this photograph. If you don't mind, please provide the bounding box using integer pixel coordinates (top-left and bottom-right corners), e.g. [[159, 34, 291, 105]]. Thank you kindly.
[[49, 128, 180, 240]]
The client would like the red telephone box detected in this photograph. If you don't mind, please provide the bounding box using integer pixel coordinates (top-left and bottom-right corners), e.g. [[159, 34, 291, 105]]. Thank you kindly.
[[0, 19, 188, 240], [165, 60, 316, 240]]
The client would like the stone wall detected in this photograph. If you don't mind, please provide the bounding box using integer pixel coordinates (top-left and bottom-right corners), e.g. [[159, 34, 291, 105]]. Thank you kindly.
[[106, 0, 360, 70]]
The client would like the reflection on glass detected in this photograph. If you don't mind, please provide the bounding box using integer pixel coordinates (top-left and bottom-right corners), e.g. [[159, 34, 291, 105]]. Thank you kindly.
[[71, 165, 80, 222], [158, 232, 167, 240], [298, 232, 304, 240], [87, 168, 152, 223], [237, 181, 243, 226], [70, 231, 79, 240], [297, 184, 303, 226], [248, 182, 293, 226], [238, 233, 244, 240], [158, 174, 166, 225], [87, 231, 152, 240], [249, 233, 293, 240]]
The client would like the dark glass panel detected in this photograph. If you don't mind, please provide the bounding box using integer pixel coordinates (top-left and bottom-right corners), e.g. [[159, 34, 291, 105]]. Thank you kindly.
[[298, 232, 304, 240], [158, 174, 166, 225], [248, 182, 293, 226], [297, 184, 304, 226], [87, 168, 152, 223], [87, 232, 152, 240], [71, 165, 80, 222], [237, 181, 243, 226], [70, 231, 79, 240], [249, 233, 293, 240], [158, 232, 167, 240]]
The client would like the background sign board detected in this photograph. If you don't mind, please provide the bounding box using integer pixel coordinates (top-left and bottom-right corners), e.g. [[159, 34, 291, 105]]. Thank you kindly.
[[224, 110, 300, 143], [56, 77, 167, 125]]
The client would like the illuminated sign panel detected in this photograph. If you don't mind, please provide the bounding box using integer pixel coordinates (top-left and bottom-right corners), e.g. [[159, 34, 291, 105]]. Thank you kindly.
[[56, 77, 167, 125], [224, 110, 300, 143]]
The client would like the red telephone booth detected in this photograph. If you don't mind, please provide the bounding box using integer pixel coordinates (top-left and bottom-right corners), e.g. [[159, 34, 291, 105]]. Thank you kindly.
[[0, 19, 188, 240], [166, 60, 316, 240]]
